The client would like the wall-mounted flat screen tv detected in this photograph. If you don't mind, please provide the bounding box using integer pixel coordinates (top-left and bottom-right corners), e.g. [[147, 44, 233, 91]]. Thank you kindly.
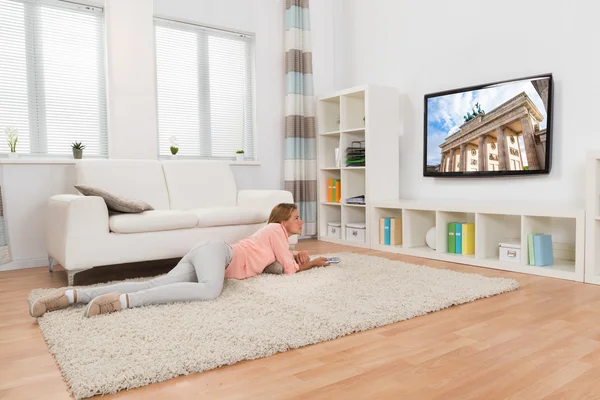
[[424, 73, 553, 177]]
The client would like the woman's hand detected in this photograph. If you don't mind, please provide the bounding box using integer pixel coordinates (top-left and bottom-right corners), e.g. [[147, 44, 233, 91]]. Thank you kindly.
[[311, 257, 330, 267], [294, 250, 310, 265], [297, 256, 330, 272]]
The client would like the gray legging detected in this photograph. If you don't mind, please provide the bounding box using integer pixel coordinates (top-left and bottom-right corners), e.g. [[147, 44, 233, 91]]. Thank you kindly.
[[75, 240, 233, 308]]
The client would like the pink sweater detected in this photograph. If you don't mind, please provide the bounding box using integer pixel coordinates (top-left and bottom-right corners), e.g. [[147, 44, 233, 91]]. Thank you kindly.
[[224, 223, 299, 279]]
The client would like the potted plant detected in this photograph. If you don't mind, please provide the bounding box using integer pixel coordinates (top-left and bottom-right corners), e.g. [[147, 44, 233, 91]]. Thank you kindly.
[[72, 142, 85, 159], [170, 136, 179, 159], [235, 149, 244, 162], [5, 127, 18, 158]]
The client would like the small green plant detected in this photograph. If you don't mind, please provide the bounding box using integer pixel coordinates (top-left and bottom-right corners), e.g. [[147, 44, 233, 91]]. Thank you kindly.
[[169, 136, 179, 155], [236, 149, 245, 154], [71, 142, 86, 150], [5, 127, 18, 152]]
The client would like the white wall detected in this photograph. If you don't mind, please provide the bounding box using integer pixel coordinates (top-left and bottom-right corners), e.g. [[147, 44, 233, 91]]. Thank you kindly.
[[335, 0, 600, 207], [0, 163, 77, 271], [106, 0, 158, 159], [0, 0, 292, 270]]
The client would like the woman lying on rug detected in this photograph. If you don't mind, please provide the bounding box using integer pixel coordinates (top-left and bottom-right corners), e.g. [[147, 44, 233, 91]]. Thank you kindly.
[[30, 203, 330, 318]]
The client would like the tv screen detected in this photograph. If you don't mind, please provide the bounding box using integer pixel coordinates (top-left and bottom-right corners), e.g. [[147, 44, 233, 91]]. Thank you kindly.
[[424, 73, 553, 177]]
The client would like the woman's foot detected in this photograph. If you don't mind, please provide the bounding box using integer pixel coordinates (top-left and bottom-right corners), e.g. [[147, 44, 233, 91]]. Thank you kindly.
[[30, 288, 74, 317], [85, 292, 123, 317]]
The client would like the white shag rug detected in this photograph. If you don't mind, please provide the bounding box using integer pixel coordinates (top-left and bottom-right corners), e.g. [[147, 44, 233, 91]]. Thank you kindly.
[[29, 252, 519, 399]]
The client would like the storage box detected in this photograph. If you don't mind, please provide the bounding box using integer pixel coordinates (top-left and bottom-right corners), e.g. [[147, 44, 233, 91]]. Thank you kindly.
[[346, 223, 366, 243], [327, 222, 342, 239], [499, 241, 521, 263]]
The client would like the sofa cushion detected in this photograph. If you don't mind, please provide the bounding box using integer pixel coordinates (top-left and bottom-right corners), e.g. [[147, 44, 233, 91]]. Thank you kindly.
[[161, 160, 237, 210], [192, 207, 268, 228], [76, 160, 171, 210], [75, 185, 154, 213], [109, 210, 198, 234]]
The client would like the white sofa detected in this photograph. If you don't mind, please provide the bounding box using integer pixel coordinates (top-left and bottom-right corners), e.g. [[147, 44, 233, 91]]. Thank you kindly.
[[46, 159, 296, 284]]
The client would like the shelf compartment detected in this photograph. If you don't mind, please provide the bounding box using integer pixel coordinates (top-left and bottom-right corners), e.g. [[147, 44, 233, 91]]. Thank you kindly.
[[317, 97, 340, 134], [341, 92, 365, 131], [318, 203, 342, 240], [371, 207, 403, 248], [340, 129, 366, 169], [522, 215, 577, 267], [475, 213, 521, 261], [403, 209, 435, 248], [341, 167, 365, 205], [436, 211, 475, 254], [319, 134, 343, 169], [320, 170, 341, 204], [344, 206, 366, 227], [343, 206, 366, 243]]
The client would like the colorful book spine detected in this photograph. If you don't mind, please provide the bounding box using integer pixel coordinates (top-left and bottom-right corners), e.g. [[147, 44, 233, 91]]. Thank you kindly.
[[327, 179, 333, 203], [335, 180, 341, 203], [533, 234, 553, 266], [380, 218, 386, 245], [448, 223, 456, 253], [462, 223, 475, 255], [390, 217, 402, 246], [455, 223, 463, 254], [384, 218, 391, 245], [527, 233, 537, 265], [332, 180, 337, 203]]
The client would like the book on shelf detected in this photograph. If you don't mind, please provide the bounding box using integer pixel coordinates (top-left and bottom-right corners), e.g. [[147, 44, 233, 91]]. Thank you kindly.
[[532, 234, 553, 266], [379, 217, 402, 245], [527, 234, 574, 266], [326, 179, 341, 203], [448, 222, 474, 254], [448, 223, 456, 253], [455, 223, 463, 254], [527, 233, 538, 265], [461, 223, 475, 255]]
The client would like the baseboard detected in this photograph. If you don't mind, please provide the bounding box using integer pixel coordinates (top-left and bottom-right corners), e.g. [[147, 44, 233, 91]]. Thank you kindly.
[[0, 257, 48, 272]]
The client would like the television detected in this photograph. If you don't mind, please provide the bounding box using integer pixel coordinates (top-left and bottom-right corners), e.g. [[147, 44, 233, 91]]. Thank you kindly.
[[424, 73, 553, 177]]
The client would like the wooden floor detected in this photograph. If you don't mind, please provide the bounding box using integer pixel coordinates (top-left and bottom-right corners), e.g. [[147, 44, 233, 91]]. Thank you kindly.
[[3, 240, 600, 399]]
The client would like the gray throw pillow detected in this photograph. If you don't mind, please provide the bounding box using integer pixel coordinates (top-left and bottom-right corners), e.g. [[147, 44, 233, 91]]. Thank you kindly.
[[75, 184, 154, 213], [263, 261, 283, 274]]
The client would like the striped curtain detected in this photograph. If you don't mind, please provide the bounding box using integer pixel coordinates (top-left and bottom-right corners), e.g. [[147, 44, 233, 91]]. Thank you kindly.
[[284, 0, 316, 236]]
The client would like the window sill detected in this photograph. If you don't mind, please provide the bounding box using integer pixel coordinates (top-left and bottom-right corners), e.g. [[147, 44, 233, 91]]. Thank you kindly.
[[0, 157, 78, 165], [229, 161, 261, 166], [0, 158, 261, 166]]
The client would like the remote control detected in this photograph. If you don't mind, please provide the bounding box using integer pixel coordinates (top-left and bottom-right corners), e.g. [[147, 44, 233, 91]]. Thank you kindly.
[[327, 257, 341, 264]]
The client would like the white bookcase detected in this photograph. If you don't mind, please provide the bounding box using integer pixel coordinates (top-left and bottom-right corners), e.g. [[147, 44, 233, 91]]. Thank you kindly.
[[370, 199, 585, 282], [316, 85, 400, 248], [586, 152, 600, 284]]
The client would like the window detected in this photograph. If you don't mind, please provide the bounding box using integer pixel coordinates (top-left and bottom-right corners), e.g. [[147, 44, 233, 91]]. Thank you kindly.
[[0, 0, 107, 157], [154, 18, 255, 160]]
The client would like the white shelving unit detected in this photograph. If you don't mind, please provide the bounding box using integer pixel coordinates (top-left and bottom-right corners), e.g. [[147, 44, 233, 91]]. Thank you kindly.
[[586, 152, 600, 284], [370, 199, 585, 282], [316, 85, 400, 248]]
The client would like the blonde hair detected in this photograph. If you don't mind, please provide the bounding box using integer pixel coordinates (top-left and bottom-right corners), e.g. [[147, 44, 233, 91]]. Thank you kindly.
[[268, 203, 298, 224]]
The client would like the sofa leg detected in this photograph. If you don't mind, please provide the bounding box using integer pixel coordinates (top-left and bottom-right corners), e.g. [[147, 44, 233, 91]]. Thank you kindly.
[[48, 256, 54, 272]]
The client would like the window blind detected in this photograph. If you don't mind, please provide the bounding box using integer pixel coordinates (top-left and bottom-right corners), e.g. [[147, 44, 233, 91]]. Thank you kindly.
[[154, 18, 255, 160], [0, 0, 107, 157]]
